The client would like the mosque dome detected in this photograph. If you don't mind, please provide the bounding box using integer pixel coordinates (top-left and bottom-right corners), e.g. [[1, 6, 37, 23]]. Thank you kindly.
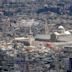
[[58, 25, 65, 33], [58, 25, 65, 30]]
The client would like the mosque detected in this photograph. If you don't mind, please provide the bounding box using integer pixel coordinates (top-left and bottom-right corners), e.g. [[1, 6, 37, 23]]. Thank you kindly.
[[50, 25, 71, 42], [35, 25, 72, 42]]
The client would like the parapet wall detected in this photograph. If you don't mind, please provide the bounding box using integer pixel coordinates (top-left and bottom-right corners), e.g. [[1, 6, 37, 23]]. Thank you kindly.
[[57, 34, 72, 42]]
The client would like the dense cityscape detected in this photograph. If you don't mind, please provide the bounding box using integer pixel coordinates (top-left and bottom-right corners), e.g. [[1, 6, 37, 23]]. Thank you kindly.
[[0, 0, 72, 72]]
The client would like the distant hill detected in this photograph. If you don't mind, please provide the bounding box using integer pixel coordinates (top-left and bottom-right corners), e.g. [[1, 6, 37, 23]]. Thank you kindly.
[[1, 0, 72, 16]]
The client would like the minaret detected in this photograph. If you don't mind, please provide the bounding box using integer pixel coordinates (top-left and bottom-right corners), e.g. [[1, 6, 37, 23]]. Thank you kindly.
[[28, 24, 34, 46], [45, 18, 49, 34]]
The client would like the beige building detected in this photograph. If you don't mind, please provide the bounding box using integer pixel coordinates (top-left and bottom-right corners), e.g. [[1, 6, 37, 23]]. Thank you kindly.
[[50, 25, 71, 42]]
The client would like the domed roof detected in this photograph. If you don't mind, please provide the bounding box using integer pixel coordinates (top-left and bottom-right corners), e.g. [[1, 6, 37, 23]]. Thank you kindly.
[[58, 25, 65, 29], [65, 31, 71, 35]]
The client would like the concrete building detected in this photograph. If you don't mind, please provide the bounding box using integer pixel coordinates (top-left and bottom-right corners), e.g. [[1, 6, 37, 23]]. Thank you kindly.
[[35, 34, 50, 41]]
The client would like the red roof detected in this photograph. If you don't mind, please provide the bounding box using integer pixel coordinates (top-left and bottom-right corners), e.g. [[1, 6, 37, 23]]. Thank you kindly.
[[46, 42, 54, 48]]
